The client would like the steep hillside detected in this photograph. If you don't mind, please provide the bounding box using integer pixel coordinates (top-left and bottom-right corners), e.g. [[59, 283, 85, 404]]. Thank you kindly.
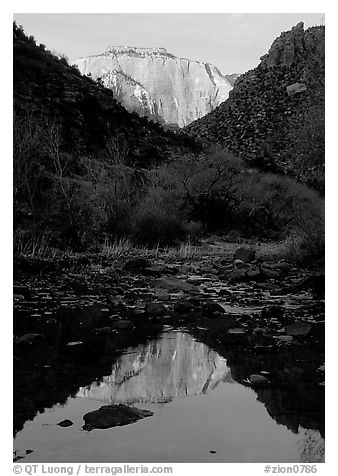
[[76, 46, 233, 127], [13, 22, 201, 248], [186, 23, 325, 192], [13, 23, 199, 167]]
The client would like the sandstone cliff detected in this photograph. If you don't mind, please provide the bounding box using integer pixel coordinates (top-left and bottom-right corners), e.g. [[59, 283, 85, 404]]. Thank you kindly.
[[186, 23, 325, 192], [76, 46, 233, 127]]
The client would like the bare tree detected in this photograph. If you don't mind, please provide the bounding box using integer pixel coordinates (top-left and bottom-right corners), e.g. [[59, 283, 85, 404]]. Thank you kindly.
[[41, 120, 79, 234], [104, 132, 132, 200], [13, 107, 41, 221]]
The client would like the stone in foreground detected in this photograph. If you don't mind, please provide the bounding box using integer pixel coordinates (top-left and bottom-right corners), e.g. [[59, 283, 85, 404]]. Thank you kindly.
[[233, 247, 256, 263], [57, 419, 73, 427], [83, 404, 153, 431]]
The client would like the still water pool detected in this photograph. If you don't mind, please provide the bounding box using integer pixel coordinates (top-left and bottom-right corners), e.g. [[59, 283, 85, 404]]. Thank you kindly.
[[14, 331, 324, 463]]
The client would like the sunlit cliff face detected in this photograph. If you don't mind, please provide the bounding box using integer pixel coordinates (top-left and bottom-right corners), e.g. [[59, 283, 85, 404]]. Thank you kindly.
[[76, 47, 232, 127], [77, 332, 233, 405]]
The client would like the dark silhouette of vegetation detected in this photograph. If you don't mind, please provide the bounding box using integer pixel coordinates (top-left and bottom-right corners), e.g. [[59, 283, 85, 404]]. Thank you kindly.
[[13, 22, 324, 261]]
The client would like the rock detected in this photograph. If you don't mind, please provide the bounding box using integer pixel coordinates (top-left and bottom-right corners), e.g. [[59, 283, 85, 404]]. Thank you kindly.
[[142, 265, 165, 277], [233, 247, 256, 263], [227, 269, 247, 282], [145, 302, 166, 316], [219, 316, 237, 330], [69, 279, 89, 294], [274, 335, 293, 342], [286, 82, 307, 96], [253, 327, 267, 336], [234, 259, 246, 268], [285, 322, 312, 336], [109, 314, 121, 321], [111, 320, 134, 330], [202, 300, 225, 316], [187, 297, 201, 306], [219, 259, 233, 268], [174, 300, 195, 314], [296, 273, 325, 296], [152, 278, 196, 292], [308, 321, 325, 340], [246, 270, 262, 280], [260, 22, 305, 68], [219, 288, 232, 296], [272, 261, 292, 272], [13, 285, 31, 299], [57, 419, 73, 427], [66, 341, 83, 346], [249, 374, 269, 385], [261, 305, 284, 320], [110, 287, 125, 296], [15, 333, 45, 345], [228, 328, 246, 334], [124, 258, 152, 272], [260, 267, 281, 279], [82, 404, 153, 430], [13, 455, 24, 462], [13, 294, 25, 300], [186, 276, 210, 285]]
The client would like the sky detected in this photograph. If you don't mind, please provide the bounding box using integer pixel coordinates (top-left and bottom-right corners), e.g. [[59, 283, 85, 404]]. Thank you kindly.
[[13, 13, 324, 74]]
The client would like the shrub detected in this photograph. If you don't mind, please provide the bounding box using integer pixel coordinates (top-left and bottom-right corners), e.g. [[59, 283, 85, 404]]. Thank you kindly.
[[132, 209, 185, 246], [182, 221, 204, 244]]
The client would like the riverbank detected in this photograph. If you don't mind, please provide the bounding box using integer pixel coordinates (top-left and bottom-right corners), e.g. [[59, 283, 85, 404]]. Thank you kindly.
[[13, 237, 325, 460]]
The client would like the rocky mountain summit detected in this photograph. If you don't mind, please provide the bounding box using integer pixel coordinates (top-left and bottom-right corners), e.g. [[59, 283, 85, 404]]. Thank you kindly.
[[186, 23, 325, 192], [76, 46, 233, 127]]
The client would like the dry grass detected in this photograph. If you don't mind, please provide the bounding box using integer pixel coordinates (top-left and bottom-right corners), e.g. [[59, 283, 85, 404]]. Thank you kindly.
[[14, 232, 58, 259], [101, 237, 160, 259], [101, 237, 206, 261], [161, 242, 200, 259]]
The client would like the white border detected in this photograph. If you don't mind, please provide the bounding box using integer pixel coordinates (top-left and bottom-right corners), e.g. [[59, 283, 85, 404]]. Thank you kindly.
[[2, 2, 336, 474]]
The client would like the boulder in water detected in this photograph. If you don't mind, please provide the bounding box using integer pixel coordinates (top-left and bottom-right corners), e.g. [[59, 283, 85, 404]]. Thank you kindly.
[[285, 322, 312, 336], [57, 419, 73, 427], [83, 404, 153, 430], [249, 374, 269, 385]]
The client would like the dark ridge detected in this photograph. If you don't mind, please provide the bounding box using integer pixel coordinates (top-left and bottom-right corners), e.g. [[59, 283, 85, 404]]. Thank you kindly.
[[186, 23, 325, 193]]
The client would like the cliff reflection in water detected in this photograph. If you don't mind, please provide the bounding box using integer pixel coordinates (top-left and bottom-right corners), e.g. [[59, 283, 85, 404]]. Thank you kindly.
[[77, 332, 233, 405]]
